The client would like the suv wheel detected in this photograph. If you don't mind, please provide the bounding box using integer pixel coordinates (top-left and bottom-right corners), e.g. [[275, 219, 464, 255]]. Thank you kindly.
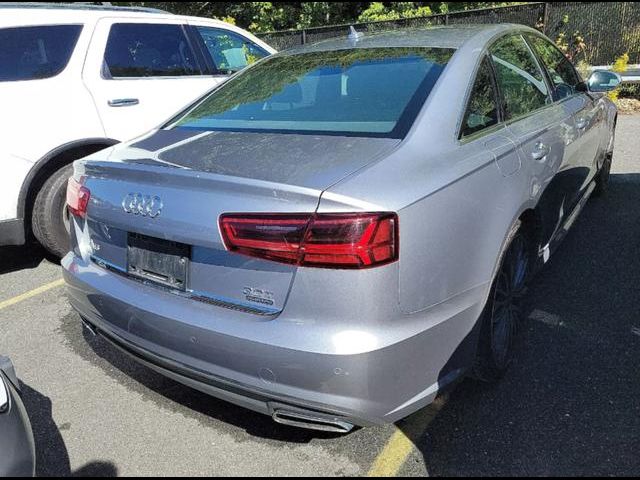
[[32, 164, 73, 258], [473, 224, 529, 382]]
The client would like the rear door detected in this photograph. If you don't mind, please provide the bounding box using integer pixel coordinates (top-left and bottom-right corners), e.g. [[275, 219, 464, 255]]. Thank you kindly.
[[490, 34, 571, 253], [82, 17, 229, 142]]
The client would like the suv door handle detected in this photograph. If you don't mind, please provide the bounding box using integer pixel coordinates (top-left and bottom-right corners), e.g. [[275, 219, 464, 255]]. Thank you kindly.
[[531, 142, 550, 161], [108, 98, 140, 108]]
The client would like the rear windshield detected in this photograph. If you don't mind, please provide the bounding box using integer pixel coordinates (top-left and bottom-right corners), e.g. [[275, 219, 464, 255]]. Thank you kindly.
[[170, 47, 455, 138], [0, 25, 83, 82]]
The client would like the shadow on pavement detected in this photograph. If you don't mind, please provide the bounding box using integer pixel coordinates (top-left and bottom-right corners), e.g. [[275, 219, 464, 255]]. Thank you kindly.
[[20, 383, 118, 477], [397, 174, 640, 476], [0, 243, 54, 275]]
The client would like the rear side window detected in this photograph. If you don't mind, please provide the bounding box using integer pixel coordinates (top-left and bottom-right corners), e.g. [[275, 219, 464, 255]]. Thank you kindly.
[[461, 58, 499, 138], [0, 25, 82, 82], [104, 23, 200, 78], [195, 27, 269, 74], [526, 35, 582, 101], [490, 35, 551, 120]]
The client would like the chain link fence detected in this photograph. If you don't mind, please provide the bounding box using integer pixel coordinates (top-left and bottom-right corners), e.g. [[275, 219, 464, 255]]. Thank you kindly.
[[258, 2, 640, 66]]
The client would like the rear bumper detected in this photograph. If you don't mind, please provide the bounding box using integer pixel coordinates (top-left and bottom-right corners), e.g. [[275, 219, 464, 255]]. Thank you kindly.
[[0, 219, 25, 247], [83, 318, 361, 432], [63, 254, 483, 427]]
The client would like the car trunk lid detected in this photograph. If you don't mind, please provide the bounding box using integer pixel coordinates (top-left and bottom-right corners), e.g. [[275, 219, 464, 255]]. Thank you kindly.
[[74, 129, 399, 315]]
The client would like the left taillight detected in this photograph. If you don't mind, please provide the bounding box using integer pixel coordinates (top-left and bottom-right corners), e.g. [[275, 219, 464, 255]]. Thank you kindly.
[[66, 178, 91, 218], [219, 212, 399, 269]]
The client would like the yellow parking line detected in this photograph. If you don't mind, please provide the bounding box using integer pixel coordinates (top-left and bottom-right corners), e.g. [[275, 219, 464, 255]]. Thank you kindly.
[[0, 279, 65, 312], [368, 396, 447, 477]]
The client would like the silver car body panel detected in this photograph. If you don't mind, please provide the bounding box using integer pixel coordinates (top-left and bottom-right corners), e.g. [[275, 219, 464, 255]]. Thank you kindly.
[[64, 24, 617, 427]]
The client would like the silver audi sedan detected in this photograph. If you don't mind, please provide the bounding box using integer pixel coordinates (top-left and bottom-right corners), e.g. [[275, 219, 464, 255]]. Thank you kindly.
[[63, 24, 619, 432]]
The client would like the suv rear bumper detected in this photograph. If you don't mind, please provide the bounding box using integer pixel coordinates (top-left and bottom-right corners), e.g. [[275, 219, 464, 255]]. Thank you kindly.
[[63, 254, 482, 429], [0, 219, 25, 246]]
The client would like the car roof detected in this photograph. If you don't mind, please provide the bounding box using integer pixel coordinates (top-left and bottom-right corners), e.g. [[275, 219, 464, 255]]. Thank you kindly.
[[0, 2, 169, 14], [0, 3, 241, 32], [282, 24, 538, 54]]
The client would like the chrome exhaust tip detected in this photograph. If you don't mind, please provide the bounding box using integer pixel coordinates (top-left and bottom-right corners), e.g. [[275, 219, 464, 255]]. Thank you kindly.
[[80, 316, 97, 337], [272, 409, 354, 434]]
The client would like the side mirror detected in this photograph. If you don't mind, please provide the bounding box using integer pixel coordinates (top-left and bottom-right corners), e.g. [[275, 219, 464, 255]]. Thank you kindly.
[[587, 70, 623, 93]]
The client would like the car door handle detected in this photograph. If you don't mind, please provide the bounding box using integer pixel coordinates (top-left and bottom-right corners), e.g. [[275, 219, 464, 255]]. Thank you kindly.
[[531, 142, 550, 161], [576, 118, 588, 130], [108, 98, 140, 108]]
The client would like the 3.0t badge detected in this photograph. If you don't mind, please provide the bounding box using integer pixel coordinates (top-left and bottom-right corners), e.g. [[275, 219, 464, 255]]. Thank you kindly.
[[122, 193, 163, 218]]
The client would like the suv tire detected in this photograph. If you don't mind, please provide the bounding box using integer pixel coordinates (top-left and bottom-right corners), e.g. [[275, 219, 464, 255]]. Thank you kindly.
[[32, 164, 73, 258]]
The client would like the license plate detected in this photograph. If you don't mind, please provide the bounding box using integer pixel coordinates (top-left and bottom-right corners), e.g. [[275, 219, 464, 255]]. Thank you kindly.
[[127, 233, 190, 291]]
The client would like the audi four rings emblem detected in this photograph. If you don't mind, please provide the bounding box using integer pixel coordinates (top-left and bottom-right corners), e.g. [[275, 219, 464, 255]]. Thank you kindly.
[[122, 193, 163, 218]]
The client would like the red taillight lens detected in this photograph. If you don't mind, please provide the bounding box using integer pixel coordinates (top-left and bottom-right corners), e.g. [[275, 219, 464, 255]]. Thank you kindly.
[[219, 213, 398, 269], [66, 178, 91, 218]]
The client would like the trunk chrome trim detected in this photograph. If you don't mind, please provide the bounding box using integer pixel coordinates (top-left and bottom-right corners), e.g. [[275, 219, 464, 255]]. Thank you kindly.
[[90, 255, 279, 316]]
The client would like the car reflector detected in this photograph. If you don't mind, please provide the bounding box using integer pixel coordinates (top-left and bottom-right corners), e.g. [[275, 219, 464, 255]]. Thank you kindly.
[[67, 178, 91, 218]]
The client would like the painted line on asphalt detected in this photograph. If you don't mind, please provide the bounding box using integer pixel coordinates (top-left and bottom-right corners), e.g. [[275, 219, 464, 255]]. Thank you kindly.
[[0, 279, 65, 312], [367, 396, 448, 477]]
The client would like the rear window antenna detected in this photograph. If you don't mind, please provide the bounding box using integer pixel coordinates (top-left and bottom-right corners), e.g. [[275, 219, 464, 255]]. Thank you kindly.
[[348, 26, 364, 43]]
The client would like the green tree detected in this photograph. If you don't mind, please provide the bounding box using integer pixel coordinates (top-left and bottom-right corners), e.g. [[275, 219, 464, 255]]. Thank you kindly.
[[108, 2, 532, 31], [358, 2, 433, 22]]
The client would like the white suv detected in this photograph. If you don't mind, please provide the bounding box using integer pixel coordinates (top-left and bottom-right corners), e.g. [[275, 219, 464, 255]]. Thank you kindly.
[[0, 3, 275, 257]]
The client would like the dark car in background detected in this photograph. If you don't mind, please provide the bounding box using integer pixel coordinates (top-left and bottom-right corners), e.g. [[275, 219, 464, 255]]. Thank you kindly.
[[0, 356, 35, 477]]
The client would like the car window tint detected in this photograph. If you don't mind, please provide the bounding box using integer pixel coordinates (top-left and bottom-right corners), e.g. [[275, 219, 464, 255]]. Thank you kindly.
[[527, 34, 582, 101], [104, 24, 200, 78], [0, 25, 83, 82], [461, 58, 499, 138], [195, 27, 269, 74], [490, 35, 551, 120], [171, 47, 455, 138]]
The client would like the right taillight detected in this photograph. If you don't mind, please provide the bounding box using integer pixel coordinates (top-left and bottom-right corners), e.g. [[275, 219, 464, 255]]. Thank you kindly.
[[66, 178, 91, 218], [219, 212, 399, 269]]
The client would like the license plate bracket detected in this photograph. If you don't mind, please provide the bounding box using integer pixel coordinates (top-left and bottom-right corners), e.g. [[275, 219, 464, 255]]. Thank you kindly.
[[127, 233, 190, 291]]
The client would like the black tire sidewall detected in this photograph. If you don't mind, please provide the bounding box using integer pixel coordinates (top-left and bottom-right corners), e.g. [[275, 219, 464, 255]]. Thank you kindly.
[[473, 225, 526, 382], [32, 164, 74, 258]]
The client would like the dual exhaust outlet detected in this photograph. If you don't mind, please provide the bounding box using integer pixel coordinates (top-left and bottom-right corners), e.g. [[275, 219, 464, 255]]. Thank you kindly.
[[272, 409, 355, 434]]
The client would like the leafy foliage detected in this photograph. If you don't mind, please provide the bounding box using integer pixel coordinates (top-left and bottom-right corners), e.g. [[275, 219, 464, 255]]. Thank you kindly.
[[110, 2, 526, 31], [358, 3, 433, 22], [608, 53, 629, 101]]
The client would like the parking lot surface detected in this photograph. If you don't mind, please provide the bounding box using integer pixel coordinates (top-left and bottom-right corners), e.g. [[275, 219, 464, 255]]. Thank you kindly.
[[1, 116, 639, 477]]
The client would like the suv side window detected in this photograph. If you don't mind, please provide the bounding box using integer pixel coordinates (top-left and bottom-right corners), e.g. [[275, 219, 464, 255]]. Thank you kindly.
[[104, 23, 201, 79], [526, 34, 582, 101], [490, 35, 551, 120], [0, 25, 83, 82], [461, 57, 500, 139], [195, 27, 269, 74]]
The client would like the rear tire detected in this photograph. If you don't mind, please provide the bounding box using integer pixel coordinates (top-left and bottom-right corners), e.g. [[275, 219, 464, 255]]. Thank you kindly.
[[473, 224, 529, 383], [32, 164, 73, 258]]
